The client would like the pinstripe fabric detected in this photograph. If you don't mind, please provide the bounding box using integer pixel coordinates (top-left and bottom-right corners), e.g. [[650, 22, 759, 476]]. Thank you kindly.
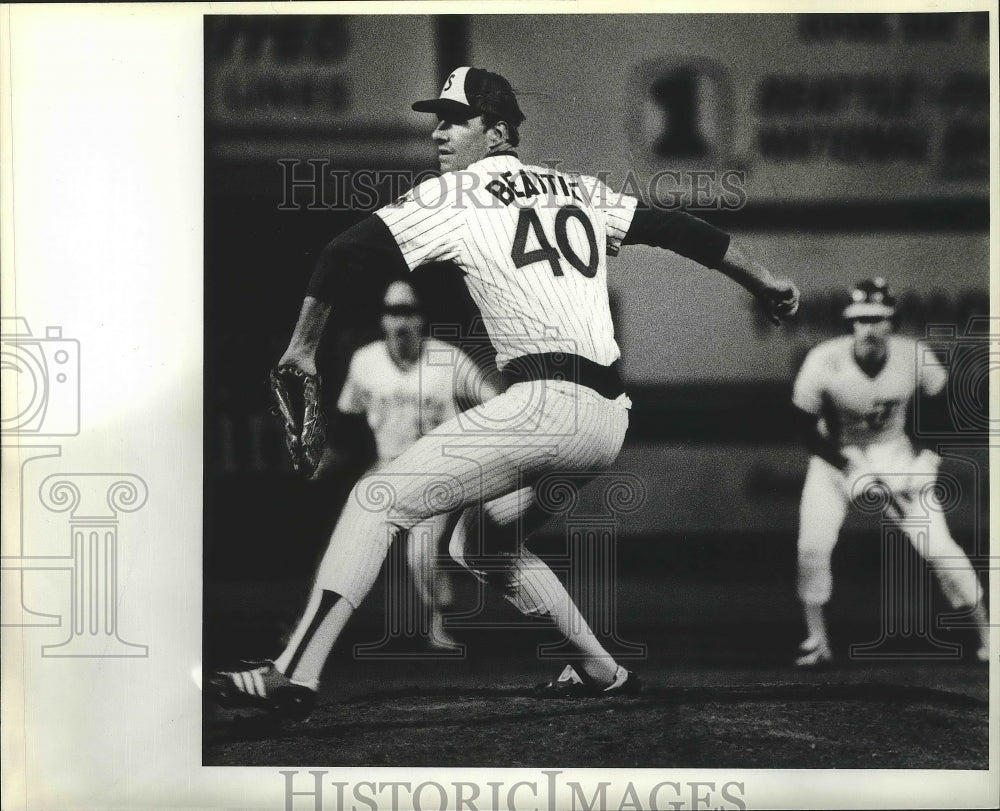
[[274, 337, 487, 682], [376, 155, 638, 369], [448, 498, 566, 617], [315, 379, 629, 607], [319, 337, 491, 603], [289, 154, 638, 684]]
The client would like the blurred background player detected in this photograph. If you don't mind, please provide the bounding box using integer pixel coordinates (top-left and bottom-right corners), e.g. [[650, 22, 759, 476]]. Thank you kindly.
[[791, 278, 989, 667], [335, 278, 499, 648], [210, 278, 497, 713]]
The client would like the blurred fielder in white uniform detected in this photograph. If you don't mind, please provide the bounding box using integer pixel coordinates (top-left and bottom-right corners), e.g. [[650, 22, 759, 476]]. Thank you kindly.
[[336, 278, 498, 649], [792, 278, 989, 667], [209, 66, 799, 718]]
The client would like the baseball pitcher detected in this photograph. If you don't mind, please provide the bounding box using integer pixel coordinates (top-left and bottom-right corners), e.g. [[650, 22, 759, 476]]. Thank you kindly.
[[209, 66, 800, 719]]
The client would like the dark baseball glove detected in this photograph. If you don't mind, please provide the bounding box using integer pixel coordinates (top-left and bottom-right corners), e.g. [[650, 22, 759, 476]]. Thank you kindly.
[[269, 364, 327, 478]]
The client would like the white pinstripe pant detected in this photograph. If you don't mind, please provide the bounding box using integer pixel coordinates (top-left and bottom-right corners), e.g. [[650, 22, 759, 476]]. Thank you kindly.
[[315, 380, 629, 609]]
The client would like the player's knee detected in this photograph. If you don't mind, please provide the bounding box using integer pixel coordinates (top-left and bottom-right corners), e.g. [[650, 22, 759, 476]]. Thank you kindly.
[[797, 539, 834, 566], [448, 506, 521, 568], [451, 526, 517, 585], [461, 551, 515, 580], [448, 530, 514, 580], [503, 571, 556, 616], [447, 508, 477, 570], [796, 553, 832, 603], [797, 582, 831, 605], [448, 541, 513, 590], [351, 472, 454, 529], [920, 531, 964, 560], [929, 561, 983, 609]]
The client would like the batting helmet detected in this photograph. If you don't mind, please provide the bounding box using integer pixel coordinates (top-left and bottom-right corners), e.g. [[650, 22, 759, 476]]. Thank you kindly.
[[843, 277, 896, 320]]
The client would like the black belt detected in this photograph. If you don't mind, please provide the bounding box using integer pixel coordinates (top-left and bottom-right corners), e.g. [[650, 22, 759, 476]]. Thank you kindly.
[[503, 352, 625, 400]]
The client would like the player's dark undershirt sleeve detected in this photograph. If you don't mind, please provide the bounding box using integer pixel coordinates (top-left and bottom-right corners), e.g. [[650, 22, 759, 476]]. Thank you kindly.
[[905, 392, 946, 453], [622, 204, 731, 269], [306, 215, 409, 304], [791, 405, 849, 470]]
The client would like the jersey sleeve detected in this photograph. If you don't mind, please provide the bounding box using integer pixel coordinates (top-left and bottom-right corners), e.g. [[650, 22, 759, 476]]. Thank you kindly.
[[574, 174, 639, 257], [917, 342, 948, 396], [337, 349, 370, 415], [452, 346, 500, 405], [622, 205, 731, 269], [374, 176, 465, 271], [305, 215, 410, 304], [791, 347, 827, 415]]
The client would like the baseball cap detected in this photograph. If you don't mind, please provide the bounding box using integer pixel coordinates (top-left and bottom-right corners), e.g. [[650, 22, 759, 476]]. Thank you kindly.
[[412, 66, 526, 126], [382, 280, 422, 313], [843, 277, 896, 320]]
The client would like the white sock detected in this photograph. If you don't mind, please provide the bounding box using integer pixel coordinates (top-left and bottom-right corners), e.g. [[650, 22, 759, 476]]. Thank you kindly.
[[802, 602, 829, 648]]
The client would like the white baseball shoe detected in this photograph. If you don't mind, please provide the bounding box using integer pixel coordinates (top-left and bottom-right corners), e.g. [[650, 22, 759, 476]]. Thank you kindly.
[[429, 614, 461, 651], [794, 639, 833, 668], [534, 664, 641, 698]]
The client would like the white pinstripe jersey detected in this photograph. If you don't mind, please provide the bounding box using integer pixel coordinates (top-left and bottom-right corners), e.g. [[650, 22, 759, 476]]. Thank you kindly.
[[338, 338, 486, 462], [375, 154, 638, 370], [792, 335, 947, 449]]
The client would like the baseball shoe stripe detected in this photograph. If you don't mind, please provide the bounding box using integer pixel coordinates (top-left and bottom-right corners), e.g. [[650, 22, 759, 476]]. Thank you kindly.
[[250, 668, 266, 697], [233, 670, 250, 695], [284, 589, 342, 679]]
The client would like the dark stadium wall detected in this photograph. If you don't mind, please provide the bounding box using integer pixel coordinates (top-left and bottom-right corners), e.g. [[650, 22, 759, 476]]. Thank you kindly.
[[468, 14, 987, 206]]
